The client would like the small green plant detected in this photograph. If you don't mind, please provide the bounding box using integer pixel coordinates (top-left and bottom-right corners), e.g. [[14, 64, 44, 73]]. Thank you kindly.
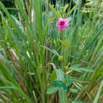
[[47, 69, 72, 103]]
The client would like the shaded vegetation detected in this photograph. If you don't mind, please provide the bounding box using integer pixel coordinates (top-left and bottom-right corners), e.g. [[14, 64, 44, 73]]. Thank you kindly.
[[0, 0, 103, 103]]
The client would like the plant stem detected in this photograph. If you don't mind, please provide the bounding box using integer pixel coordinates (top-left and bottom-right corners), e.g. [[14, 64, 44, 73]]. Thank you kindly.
[[61, 31, 66, 74]]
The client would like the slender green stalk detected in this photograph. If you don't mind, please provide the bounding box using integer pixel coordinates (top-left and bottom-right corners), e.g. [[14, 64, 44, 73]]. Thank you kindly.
[[93, 80, 103, 103]]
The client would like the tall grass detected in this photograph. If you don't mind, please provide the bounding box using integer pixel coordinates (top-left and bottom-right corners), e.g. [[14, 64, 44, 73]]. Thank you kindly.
[[0, 0, 103, 103]]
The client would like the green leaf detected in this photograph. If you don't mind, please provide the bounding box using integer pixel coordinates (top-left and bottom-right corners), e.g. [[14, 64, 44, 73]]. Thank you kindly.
[[49, 4, 61, 18], [67, 5, 77, 16], [72, 100, 83, 103], [59, 88, 67, 103], [59, 39, 71, 47], [0, 86, 15, 89], [55, 69, 64, 81], [58, 56, 63, 61], [63, 4, 69, 12], [47, 86, 59, 94], [93, 79, 103, 103], [40, 45, 59, 56], [50, 70, 56, 81], [70, 64, 93, 72], [70, 88, 78, 94], [51, 80, 66, 90], [65, 74, 72, 87]]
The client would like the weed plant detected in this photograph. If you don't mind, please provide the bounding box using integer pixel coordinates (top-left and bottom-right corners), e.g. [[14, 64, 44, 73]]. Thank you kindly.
[[0, 0, 103, 103]]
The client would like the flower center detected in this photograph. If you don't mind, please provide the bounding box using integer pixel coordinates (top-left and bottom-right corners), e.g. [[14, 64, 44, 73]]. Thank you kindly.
[[60, 21, 65, 26]]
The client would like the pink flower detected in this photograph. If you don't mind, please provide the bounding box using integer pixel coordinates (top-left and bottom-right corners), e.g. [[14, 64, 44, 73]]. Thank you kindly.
[[56, 18, 69, 32]]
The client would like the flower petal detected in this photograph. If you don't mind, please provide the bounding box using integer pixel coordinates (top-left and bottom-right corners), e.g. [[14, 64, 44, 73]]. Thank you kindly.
[[64, 18, 69, 24], [56, 17, 70, 32], [64, 25, 69, 29], [59, 27, 63, 31], [58, 18, 63, 21]]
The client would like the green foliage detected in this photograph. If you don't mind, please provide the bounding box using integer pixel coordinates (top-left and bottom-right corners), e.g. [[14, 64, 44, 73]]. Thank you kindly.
[[0, 0, 103, 103], [47, 69, 72, 96]]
